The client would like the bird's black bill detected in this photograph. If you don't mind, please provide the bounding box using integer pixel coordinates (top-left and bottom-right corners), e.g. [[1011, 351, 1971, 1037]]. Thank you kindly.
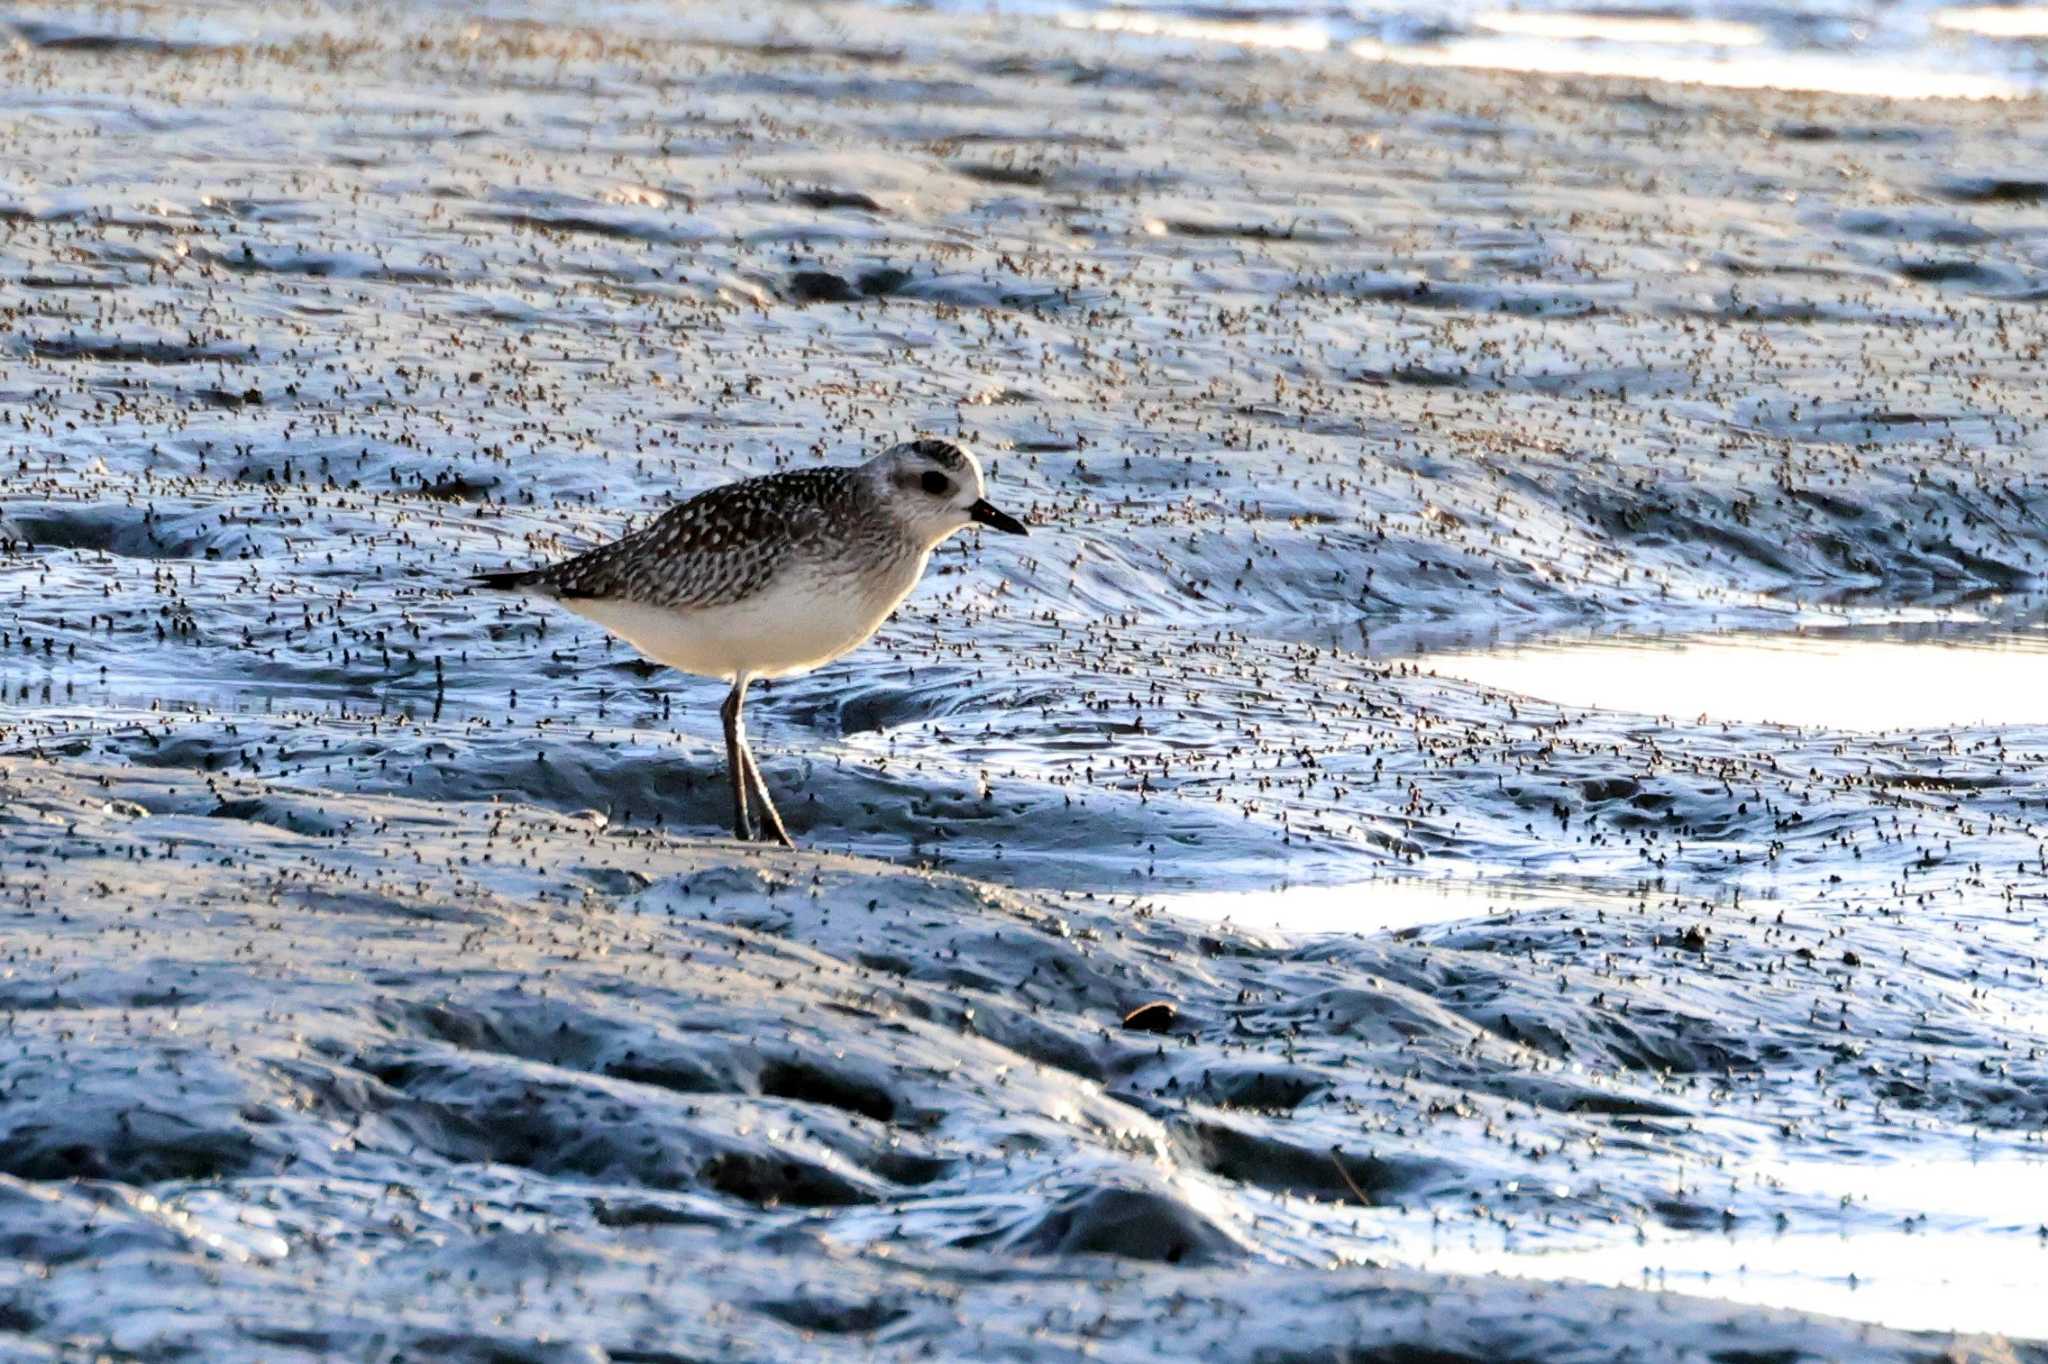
[[968, 499, 1029, 535]]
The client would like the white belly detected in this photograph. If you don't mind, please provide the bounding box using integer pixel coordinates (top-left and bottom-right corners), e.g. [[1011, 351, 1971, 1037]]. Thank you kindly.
[[558, 558, 924, 682]]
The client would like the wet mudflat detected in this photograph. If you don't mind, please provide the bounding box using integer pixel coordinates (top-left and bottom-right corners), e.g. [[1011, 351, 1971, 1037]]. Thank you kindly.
[[4, 0, 2048, 1358]]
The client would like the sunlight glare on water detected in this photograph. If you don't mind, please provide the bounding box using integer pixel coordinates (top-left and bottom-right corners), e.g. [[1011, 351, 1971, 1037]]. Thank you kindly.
[[1933, 4, 2048, 36], [1406, 629, 2048, 731], [1346, 33, 2030, 99], [1471, 11, 1767, 47], [1048, 0, 2043, 99], [1059, 10, 1333, 51], [1382, 1152, 2048, 1337], [1157, 877, 1591, 934], [1413, 1221, 2048, 1338]]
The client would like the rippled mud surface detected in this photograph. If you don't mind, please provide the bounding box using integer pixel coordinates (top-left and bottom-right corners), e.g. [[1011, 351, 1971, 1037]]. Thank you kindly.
[[6, 0, 2048, 1358]]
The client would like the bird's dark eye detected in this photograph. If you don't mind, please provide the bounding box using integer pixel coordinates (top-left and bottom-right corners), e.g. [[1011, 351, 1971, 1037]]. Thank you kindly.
[[921, 470, 951, 497]]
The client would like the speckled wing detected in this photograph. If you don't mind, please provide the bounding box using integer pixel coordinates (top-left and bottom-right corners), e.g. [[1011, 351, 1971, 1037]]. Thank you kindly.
[[473, 468, 861, 611]]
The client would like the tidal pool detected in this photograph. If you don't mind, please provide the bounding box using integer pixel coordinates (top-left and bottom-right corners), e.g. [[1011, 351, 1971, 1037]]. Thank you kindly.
[[1411, 1206, 2048, 1338], [1401, 1150, 2048, 1337], [1407, 621, 2048, 730], [1046, 0, 2048, 98], [1157, 876, 1618, 934]]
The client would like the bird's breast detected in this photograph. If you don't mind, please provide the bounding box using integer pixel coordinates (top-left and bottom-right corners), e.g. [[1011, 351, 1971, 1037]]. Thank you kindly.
[[562, 548, 927, 682]]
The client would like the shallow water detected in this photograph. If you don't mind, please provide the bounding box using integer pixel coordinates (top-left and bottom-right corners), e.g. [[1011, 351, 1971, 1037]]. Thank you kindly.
[[1157, 875, 1585, 934], [4, 0, 2048, 1358], [1409, 619, 2048, 729], [1022, 0, 2048, 99], [1416, 1196, 2048, 1338]]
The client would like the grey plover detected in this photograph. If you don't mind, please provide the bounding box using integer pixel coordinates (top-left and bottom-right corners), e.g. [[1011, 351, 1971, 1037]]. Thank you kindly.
[[474, 438, 1029, 846]]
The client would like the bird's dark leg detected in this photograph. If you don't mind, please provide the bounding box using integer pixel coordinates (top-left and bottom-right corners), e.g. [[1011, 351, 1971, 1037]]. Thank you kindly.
[[720, 680, 754, 842], [739, 739, 793, 848]]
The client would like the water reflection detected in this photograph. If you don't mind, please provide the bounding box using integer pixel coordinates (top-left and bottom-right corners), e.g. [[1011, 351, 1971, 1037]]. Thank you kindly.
[[1060, 10, 1333, 52], [1934, 5, 2048, 37], [1407, 623, 2048, 731], [1436, 1144, 2048, 1334], [1057, 2, 2039, 99], [1346, 33, 2029, 99], [1157, 875, 1596, 934], [1410, 1214, 2048, 1337], [1471, 11, 1766, 47]]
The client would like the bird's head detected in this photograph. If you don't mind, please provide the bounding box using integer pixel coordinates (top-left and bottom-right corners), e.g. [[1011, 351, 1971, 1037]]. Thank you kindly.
[[865, 437, 1029, 547]]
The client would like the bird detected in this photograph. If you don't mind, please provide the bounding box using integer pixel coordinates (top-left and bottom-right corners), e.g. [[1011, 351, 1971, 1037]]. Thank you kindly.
[[472, 437, 1029, 847]]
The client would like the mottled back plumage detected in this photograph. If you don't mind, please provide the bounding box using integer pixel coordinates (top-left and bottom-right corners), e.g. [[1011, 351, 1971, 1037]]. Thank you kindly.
[[475, 466, 904, 611]]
